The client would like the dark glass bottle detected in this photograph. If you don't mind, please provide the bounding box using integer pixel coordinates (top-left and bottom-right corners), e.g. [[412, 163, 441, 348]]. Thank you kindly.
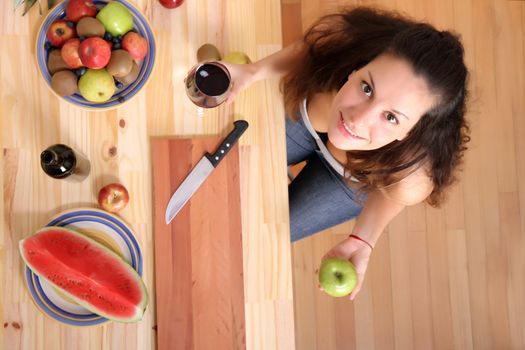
[[40, 144, 91, 181]]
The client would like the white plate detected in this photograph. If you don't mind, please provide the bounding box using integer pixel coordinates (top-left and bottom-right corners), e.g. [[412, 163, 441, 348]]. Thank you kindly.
[[25, 208, 143, 326]]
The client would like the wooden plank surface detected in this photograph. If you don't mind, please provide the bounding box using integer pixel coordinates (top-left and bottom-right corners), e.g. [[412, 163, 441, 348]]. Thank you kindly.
[[151, 136, 245, 350], [1, 0, 294, 349], [284, 0, 525, 349]]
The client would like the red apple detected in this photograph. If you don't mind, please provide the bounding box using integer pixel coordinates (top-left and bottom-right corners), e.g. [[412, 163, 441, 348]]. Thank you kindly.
[[61, 39, 83, 68], [98, 183, 130, 213], [158, 0, 184, 9], [79, 37, 111, 69], [47, 20, 76, 48], [66, 0, 97, 22], [121, 32, 148, 61]]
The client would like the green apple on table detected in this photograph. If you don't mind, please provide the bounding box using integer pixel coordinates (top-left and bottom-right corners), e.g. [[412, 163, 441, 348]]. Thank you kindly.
[[96, 1, 134, 36], [318, 257, 357, 297], [78, 69, 115, 102]]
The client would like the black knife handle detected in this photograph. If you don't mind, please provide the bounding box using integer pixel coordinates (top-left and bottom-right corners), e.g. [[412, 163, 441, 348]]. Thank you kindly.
[[205, 120, 249, 167]]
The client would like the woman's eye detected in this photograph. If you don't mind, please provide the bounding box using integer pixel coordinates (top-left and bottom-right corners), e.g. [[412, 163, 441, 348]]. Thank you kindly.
[[385, 112, 399, 125], [361, 82, 372, 97]]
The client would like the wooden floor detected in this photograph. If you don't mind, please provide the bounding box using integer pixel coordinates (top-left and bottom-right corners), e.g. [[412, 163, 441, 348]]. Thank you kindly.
[[282, 0, 525, 349]]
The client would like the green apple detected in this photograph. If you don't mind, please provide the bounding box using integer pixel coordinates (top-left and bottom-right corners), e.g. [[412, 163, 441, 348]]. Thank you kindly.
[[222, 51, 251, 64], [96, 1, 134, 36], [318, 257, 357, 297], [78, 69, 116, 102]]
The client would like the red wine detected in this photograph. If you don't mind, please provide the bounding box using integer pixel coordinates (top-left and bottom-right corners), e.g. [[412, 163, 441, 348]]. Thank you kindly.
[[40, 144, 90, 181], [195, 64, 230, 96]]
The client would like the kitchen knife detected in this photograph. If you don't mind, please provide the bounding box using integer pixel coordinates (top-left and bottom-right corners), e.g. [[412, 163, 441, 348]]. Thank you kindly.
[[164, 120, 249, 224]]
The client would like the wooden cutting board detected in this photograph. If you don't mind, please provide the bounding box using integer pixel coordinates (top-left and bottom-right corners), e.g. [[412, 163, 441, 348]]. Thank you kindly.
[[151, 136, 245, 350]]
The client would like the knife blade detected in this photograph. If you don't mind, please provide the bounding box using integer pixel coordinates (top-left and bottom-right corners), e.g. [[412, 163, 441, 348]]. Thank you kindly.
[[164, 120, 249, 224]]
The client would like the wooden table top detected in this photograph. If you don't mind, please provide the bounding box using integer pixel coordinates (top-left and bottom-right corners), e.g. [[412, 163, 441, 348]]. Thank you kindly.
[[1, 1, 295, 349]]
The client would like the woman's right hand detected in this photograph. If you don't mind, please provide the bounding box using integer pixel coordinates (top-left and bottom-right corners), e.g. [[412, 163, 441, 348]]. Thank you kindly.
[[320, 235, 373, 300], [220, 42, 304, 104], [220, 61, 260, 104]]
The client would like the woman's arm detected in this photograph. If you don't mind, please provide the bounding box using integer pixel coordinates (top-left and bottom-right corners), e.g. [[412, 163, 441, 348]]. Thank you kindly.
[[251, 41, 304, 81], [351, 189, 407, 246], [221, 41, 304, 103], [322, 189, 406, 300], [353, 166, 434, 246], [322, 168, 433, 300]]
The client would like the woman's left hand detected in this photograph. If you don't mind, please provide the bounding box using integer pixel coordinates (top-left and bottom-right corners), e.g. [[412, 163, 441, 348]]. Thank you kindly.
[[219, 61, 259, 104], [320, 236, 373, 300]]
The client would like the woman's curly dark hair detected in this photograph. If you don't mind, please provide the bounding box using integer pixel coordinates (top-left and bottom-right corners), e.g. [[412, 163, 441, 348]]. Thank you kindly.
[[281, 7, 470, 206]]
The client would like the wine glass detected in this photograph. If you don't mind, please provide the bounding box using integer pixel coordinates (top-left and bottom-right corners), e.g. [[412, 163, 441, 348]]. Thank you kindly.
[[184, 61, 232, 109]]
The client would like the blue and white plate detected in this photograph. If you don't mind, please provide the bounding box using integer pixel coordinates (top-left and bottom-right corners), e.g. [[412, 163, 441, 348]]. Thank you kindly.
[[35, 0, 156, 110], [24, 208, 143, 327]]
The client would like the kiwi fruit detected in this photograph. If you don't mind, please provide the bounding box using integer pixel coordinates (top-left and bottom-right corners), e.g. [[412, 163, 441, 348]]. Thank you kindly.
[[106, 50, 133, 78], [47, 50, 70, 74], [51, 70, 78, 96], [76, 17, 105, 38], [196, 43, 221, 62], [115, 61, 140, 86]]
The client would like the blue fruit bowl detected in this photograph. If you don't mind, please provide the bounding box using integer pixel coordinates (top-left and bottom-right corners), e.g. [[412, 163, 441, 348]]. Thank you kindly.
[[36, 0, 156, 110]]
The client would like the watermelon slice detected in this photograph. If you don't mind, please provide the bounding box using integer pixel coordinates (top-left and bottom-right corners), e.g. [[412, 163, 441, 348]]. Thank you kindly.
[[19, 226, 148, 323]]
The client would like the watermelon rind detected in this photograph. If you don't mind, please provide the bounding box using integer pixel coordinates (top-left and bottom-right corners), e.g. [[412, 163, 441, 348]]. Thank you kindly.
[[19, 226, 148, 323]]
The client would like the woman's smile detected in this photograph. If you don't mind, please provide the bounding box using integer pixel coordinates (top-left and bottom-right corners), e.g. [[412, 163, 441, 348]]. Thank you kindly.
[[338, 113, 368, 141]]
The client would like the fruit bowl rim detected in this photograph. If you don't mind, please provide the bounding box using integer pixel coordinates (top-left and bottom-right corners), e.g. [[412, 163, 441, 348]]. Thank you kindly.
[[35, 0, 156, 111]]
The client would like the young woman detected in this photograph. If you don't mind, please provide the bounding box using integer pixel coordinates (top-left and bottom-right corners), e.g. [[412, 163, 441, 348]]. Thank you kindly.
[[222, 7, 470, 299]]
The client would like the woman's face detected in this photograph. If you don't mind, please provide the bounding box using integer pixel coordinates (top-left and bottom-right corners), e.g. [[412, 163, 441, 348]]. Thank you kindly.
[[327, 54, 437, 151]]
